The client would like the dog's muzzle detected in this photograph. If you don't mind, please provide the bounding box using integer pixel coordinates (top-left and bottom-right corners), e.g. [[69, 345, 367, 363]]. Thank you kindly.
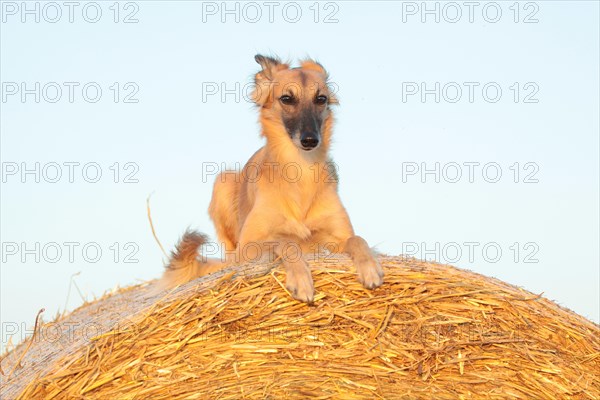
[[300, 132, 319, 150]]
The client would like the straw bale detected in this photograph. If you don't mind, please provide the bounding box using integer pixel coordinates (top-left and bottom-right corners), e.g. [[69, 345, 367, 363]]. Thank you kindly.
[[1, 256, 598, 399]]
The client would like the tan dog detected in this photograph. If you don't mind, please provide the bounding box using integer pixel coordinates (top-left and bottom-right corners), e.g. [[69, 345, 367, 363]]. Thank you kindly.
[[161, 55, 383, 302]]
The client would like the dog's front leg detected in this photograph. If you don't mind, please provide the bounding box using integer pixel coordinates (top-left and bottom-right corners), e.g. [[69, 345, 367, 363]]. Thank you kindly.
[[323, 230, 384, 289], [236, 237, 314, 303], [276, 241, 314, 303], [237, 212, 314, 303], [343, 236, 384, 289], [307, 192, 384, 289]]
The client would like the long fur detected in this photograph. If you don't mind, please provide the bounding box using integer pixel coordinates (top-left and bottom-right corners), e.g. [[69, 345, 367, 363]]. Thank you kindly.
[[159, 55, 383, 300], [159, 230, 224, 290]]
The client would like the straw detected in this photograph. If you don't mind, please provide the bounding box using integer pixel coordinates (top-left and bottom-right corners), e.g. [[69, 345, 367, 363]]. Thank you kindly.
[[146, 193, 168, 261], [6, 309, 45, 379], [1, 256, 598, 399]]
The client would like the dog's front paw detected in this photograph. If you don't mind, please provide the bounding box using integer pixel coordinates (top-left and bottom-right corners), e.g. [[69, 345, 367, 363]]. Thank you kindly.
[[285, 264, 314, 303], [356, 257, 384, 289]]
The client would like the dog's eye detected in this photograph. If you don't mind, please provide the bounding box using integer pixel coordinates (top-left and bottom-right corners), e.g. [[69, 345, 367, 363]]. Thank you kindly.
[[279, 95, 296, 105], [315, 95, 328, 105]]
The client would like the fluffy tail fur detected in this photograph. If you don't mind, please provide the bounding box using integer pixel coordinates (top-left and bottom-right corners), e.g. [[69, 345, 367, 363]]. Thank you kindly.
[[158, 229, 226, 290]]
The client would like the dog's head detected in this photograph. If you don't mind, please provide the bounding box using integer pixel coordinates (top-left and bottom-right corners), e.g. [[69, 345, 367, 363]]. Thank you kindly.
[[251, 54, 338, 154]]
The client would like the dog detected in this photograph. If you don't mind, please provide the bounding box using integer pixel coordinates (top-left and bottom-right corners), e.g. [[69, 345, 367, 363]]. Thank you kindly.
[[161, 54, 384, 303]]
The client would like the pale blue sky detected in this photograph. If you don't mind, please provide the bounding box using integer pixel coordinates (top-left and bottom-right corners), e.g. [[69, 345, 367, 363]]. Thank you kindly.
[[1, 1, 599, 349]]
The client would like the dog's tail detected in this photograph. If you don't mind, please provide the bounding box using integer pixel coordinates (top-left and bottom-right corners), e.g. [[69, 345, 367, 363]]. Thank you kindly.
[[158, 229, 226, 291]]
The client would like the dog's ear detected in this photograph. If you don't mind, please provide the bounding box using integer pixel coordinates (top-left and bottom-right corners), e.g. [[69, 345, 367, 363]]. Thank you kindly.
[[301, 59, 339, 105], [255, 54, 286, 79], [300, 59, 328, 76], [252, 54, 289, 106]]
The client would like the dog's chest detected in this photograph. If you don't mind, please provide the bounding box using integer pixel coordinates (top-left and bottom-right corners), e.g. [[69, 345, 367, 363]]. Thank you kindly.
[[280, 165, 327, 219]]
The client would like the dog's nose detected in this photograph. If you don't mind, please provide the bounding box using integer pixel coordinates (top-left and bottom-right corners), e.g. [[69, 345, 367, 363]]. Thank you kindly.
[[300, 134, 319, 150]]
